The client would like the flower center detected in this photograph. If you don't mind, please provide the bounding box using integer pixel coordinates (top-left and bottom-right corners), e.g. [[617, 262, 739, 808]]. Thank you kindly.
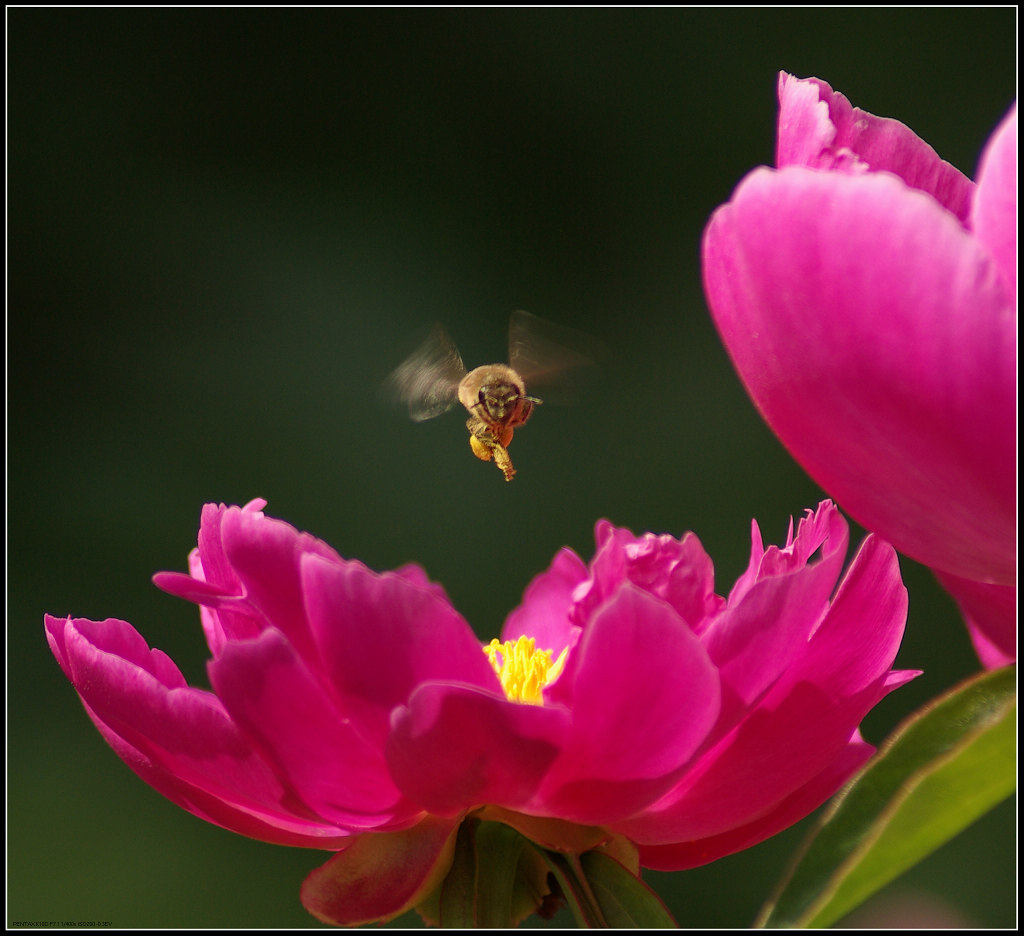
[[483, 636, 568, 705]]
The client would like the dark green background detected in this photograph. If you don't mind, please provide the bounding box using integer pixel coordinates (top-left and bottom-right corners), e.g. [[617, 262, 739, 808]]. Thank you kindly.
[[9, 8, 1015, 929]]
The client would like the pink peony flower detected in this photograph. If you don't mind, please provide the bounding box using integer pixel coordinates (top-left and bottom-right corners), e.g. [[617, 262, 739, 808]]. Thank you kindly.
[[702, 73, 1016, 667], [45, 498, 915, 925]]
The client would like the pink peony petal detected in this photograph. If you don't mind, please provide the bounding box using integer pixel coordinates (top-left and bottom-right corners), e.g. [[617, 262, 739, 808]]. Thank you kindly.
[[933, 570, 1017, 669], [219, 504, 348, 664], [301, 552, 496, 746], [210, 628, 421, 830], [45, 613, 186, 690], [534, 586, 721, 825], [776, 73, 974, 222], [153, 503, 281, 655], [616, 535, 910, 844], [704, 166, 1015, 584], [502, 547, 589, 655], [788, 534, 913, 694], [387, 683, 569, 815], [45, 614, 350, 846], [971, 103, 1017, 301], [775, 73, 838, 170], [152, 569, 242, 607], [702, 502, 847, 717], [637, 734, 874, 870], [574, 521, 725, 633], [662, 533, 726, 632], [86, 708, 353, 847]]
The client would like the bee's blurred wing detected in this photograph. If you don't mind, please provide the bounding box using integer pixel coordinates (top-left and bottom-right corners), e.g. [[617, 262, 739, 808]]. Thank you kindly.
[[508, 310, 604, 404], [384, 324, 467, 421]]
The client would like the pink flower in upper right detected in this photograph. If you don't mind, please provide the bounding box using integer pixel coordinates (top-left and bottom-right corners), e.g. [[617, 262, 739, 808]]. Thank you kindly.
[[702, 73, 1016, 667]]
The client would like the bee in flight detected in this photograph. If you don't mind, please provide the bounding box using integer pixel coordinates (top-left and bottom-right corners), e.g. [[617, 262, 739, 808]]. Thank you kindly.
[[386, 310, 600, 481]]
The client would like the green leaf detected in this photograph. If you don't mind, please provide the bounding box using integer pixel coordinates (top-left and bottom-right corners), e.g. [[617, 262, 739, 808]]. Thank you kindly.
[[536, 848, 678, 928], [434, 820, 565, 928], [580, 851, 677, 928], [473, 820, 528, 928], [758, 665, 1016, 928], [436, 818, 478, 927]]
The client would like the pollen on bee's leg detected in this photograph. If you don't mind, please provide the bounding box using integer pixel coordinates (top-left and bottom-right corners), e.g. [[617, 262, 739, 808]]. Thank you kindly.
[[469, 435, 494, 462]]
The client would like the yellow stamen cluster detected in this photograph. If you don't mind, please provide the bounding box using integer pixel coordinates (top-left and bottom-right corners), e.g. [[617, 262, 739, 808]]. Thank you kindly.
[[483, 636, 569, 705]]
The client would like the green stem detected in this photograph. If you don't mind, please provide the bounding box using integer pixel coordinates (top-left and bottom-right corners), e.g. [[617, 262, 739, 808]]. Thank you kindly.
[[540, 849, 610, 928]]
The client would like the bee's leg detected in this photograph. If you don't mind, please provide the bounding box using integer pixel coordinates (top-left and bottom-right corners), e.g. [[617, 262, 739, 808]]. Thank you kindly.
[[467, 420, 517, 481], [492, 444, 516, 481]]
